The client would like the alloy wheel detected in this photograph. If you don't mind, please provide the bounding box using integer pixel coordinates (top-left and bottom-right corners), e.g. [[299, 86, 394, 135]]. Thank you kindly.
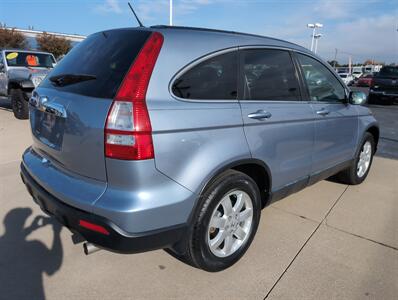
[[357, 141, 372, 178], [207, 190, 253, 258]]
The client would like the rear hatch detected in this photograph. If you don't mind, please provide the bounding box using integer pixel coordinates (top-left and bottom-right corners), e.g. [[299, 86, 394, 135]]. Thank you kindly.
[[30, 29, 151, 181]]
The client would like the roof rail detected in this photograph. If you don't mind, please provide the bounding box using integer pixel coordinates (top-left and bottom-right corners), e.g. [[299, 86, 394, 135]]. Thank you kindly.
[[150, 25, 303, 49]]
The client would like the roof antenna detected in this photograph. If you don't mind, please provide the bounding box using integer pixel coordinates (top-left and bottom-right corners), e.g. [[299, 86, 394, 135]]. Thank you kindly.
[[128, 2, 144, 27]]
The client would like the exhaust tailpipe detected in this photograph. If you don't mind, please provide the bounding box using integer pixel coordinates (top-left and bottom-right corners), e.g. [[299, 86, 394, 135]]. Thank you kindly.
[[83, 242, 101, 255]]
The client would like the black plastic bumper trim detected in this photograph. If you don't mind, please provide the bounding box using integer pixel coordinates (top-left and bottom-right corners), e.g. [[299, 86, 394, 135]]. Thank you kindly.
[[20, 163, 187, 254]]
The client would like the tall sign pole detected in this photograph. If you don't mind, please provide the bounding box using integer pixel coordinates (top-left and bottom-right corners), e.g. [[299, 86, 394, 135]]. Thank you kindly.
[[169, 0, 173, 26]]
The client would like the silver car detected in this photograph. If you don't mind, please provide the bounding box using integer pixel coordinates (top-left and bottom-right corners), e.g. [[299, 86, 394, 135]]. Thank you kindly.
[[20, 26, 379, 272], [0, 49, 56, 119]]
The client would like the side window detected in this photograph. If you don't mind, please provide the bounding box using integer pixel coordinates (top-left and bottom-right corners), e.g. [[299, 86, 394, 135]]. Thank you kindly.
[[172, 51, 237, 100], [241, 49, 300, 101], [297, 54, 346, 102]]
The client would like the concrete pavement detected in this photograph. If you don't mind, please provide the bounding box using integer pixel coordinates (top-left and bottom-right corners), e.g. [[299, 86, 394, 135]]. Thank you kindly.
[[0, 107, 397, 300]]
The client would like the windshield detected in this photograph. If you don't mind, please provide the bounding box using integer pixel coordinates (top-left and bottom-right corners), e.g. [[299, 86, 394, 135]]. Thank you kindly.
[[339, 74, 347, 78], [378, 66, 398, 78], [5, 51, 55, 68]]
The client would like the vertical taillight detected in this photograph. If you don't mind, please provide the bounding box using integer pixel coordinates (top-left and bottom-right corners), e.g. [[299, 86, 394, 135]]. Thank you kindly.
[[105, 32, 164, 160]]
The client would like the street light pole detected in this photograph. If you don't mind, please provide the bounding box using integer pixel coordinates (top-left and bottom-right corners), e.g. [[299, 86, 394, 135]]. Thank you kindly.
[[307, 24, 315, 51], [307, 23, 323, 52], [333, 48, 338, 69], [314, 33, 322, 54], [169, 0, 173, 26], [311, 26, 316, 51]]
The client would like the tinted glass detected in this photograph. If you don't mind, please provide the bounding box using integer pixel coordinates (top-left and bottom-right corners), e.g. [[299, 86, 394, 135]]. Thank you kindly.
[[297, 54, 346, 102], [378, 66, 398, 78], [241, 49, 300, 101], [41, 29, 151, 99], [172, 51, 237, 100], [5, 51, 55, 68]]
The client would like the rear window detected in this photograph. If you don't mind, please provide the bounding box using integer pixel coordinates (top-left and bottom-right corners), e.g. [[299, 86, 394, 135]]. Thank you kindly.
[[378, 66, 398, 78], [41, 29, 151, 99]]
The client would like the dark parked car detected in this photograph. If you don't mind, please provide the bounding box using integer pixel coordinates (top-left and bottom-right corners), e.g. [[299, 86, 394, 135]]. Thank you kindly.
[[369, 66, 398, 104], [21, 26, 379, 272]]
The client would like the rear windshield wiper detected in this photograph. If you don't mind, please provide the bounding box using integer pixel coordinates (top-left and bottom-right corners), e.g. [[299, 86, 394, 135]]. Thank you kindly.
[[49, 74, 96, 87]]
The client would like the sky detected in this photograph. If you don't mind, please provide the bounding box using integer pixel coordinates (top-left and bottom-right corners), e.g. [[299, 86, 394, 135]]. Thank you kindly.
[[1, 0, 397, 64]]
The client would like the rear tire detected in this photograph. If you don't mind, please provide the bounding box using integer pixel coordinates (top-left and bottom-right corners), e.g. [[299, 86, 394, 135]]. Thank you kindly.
[[11, 89, 29, 119], [170, 170, 261, 272], [337, 133, 375, 185]]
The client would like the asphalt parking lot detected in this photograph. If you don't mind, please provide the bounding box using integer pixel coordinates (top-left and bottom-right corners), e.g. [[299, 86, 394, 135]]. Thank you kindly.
[[0, 96, 397, 299], [351, 86, 398, 160]]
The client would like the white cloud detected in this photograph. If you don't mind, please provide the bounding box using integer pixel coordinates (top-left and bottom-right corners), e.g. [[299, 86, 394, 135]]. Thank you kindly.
[[313, 0, 353, 19], [91, 0, 397, 63], [95, 0, 122, 14], [317, 12, 398, 63], [257, 1, 397, 63], [135, 0, 214, 22]]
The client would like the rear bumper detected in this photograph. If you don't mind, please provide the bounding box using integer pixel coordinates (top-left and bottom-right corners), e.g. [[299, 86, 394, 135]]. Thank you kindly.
[[20, 163, 187, 253]]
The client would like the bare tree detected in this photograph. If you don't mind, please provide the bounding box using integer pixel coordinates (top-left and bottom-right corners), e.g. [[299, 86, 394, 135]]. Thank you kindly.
[[0, 28, 28, 49], [36, 32, 71, 58]]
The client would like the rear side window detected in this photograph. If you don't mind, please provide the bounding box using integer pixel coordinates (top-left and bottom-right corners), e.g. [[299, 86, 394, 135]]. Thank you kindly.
[[241, 49, 300, 101], [40, 29, 151, 99], [172, 51, 238, 100], [378, 66, 398, 78]]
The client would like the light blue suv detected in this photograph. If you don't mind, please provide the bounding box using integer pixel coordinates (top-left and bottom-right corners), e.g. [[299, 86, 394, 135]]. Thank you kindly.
[[20, 26, 379, 272]]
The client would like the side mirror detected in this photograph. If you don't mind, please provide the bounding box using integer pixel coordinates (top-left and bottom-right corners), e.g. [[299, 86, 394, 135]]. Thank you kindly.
[[349, 91, 367, 105]]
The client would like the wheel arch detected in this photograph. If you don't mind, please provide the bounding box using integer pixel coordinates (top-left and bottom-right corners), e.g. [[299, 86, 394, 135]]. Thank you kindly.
[[199, 159, 272, 209], [365, 125, 380, 151]]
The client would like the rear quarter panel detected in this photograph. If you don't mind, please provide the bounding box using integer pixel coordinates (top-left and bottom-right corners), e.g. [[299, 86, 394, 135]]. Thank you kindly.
[[357, 105, 379, 143], [149, 104, 251, 194], [146, 30, 253, 194]]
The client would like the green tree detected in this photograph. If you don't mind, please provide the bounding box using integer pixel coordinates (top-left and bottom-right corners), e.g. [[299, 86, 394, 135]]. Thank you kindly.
[[327, 60, 339, 68], [36, 32, 71, 59], [0, 28, 27, 49]]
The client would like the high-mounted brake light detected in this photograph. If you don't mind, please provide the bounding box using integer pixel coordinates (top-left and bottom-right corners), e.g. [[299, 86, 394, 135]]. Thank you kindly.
[[105, 32, 164, 160]]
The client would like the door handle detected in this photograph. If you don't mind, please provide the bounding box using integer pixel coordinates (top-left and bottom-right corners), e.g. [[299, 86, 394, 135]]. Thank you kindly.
[[316, 109, 330, 116], [248, 110, 272, 120]]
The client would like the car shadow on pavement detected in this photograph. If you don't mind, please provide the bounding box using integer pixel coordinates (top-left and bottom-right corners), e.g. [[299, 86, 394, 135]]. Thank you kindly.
[[0, 207, 63, 300]]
